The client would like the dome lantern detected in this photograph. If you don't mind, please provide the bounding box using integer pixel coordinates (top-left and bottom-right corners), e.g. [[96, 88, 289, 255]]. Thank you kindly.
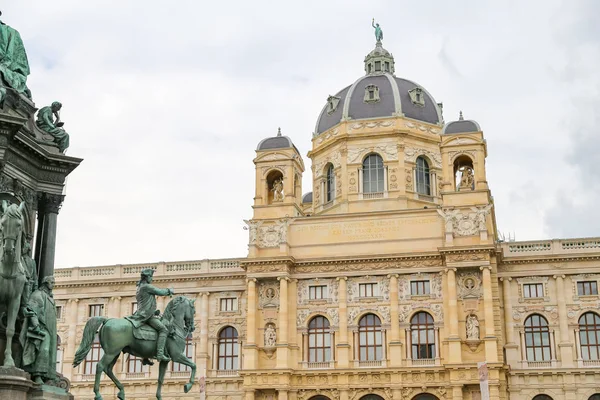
[[364, 42, 395, 76]]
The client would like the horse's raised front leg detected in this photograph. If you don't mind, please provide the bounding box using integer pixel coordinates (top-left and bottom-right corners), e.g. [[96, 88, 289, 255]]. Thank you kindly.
[[94, 352, 119, 400], [171, 351, 196, 393], [3, 295, 20, 367], [104, 355, 125, 400], [156, 360, 169, 400]]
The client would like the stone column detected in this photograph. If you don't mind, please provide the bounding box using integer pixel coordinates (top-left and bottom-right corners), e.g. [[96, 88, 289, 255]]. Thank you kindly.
[[501, 277, 519, 366], [388, 274, 402, 367], [452, 385, 463, 400], [199, 292, 210, 374], [481, 266, 498, 362], [36, 193, 64, 284], [277, 277, 289, 368], [555, 275, 574, 366], [62, 298, 79, 380], [245, 390, 255, 400], [245, 279, 258, 369], [336, 277, 350, 367], [278, 389, 288, 400], [446, 268, 462, 363]]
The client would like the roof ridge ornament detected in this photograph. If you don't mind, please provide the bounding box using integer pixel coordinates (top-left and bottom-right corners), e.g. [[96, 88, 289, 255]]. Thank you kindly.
[[459, 111, 464, 121], [277, 127, 282, 137]]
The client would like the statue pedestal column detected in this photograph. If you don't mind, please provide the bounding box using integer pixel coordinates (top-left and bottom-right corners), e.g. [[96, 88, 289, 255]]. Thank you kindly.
[[0, 367, 33, 400]]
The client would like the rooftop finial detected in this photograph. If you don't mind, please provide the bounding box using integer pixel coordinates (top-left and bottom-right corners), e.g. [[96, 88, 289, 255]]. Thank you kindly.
[[277, 127, 282, 137], [372, 18, 383, 44], [459, 111, 464, 121]]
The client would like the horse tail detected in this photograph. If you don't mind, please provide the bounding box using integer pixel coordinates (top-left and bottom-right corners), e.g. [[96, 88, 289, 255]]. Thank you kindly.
[[73, 316, 107, 367]]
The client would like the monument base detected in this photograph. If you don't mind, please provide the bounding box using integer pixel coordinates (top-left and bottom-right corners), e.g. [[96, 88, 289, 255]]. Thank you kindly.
[[0, 366, 33, 400], [0, 367, 73, 400]]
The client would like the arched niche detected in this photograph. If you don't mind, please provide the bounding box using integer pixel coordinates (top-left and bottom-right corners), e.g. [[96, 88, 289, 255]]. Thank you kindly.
[[453, 154, 475, 191]]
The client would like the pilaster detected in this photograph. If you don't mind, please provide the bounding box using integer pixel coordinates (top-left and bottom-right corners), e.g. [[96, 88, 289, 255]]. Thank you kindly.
[[445, 268, 462, 363], [245, 279, 258, 369], [554, 274, 574, 366], [276, 277, 290, 368], [36, 192, 64, 284], [336, 277, 350, 367], [500, 277, 518, 366], [388, 274, 402, 367], [481, 266, 498, 362]]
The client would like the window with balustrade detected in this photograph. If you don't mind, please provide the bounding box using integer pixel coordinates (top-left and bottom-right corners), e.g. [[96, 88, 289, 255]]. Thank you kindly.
[[415, 156, 431, 196], [362, 154, 384, 194], [326, 164, 335, 203], [83, 334, 103, 374], [578, 281, 599, 296], [358, 314, 382, 361], [411, 312, 435, 359], [524, 314, 552, 362], [172, 334, 193, 372], [579, 312, 600, 361], [217, 326, 238, 370], [308, 316, 331, 363], [89, 304, 104, 317]]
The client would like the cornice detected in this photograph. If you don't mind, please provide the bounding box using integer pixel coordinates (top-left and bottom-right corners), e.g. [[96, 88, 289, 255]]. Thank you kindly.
[[499, 254, 600, 265], [55, 274, 246, 289]]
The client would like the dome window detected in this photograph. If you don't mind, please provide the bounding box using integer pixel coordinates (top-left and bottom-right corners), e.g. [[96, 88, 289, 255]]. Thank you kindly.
[[374, 61, 381, 72], [408, 87, 425, 107], [364, 85, 380, 103], [326, 95, 340, 115], [384, 61, 390, 72]]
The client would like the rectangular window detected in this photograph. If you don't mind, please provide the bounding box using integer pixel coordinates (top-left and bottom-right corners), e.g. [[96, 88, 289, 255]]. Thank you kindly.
[[83, 334, 103, 374], [309, 285, 328, 300], [127, 355, 143, 373], [578, 281, 599, 296], [523, 283, 544, 298], [172, 336, 193, 372], [56, 306, 63, 320], [131, 302, 138, 314], [220, 298, 237, 312], [359, 283, 378, 298], [369, 90, 375, 100], [374, 61, 381, 71], [411, 280, 430, 296], [384, 61, 390, 71], [89, 304, 104, 318]]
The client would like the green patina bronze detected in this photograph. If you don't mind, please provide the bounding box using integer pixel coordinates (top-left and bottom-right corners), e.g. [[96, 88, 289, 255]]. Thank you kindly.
[[372, 18, 383, 42], [0, 12, 31, 98], [73, 269, 196, 400], [20, 239, 38, 310], [20, 275, 57, 384], [0, 201, 26, 369], [36, 101, 70, 153]]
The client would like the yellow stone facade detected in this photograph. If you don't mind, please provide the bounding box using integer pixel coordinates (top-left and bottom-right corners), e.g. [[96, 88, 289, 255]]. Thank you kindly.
[[54, 41, 600, 400]]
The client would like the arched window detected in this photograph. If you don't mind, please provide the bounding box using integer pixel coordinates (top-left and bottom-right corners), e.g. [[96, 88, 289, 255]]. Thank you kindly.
[[415, 156, 431, 195], [362, 154, 384, 194], [172, 334, 193, 372], [360, 395, 385, 400], [524, 314, 552, 361], [411, 312, 435, 359], [588, 395, 600, 400], [326, 164, 335, 203], [532, 395, 554, 400], [218, 326, 238, 370], [579, 312, 600, 361], [358, 314, 382, 361], [83, 334, 103, 374], [308, 316, 331, 363], [412, 395, 439, 400]]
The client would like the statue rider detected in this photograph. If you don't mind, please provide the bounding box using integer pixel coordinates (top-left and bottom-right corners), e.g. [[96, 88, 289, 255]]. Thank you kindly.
[[128, 269, 174, 362]]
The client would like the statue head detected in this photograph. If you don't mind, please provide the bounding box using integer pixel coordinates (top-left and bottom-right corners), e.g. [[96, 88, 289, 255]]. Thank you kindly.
[[51, 101, 62, 112], [140, 268, 155, 284], [22, 239, 31, 255], [42, 275, 55, 291]]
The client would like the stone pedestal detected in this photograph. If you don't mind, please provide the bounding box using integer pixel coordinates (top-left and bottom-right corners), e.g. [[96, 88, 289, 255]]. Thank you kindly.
[[0, 367, 33, 400], [0, 368, 72, 400]]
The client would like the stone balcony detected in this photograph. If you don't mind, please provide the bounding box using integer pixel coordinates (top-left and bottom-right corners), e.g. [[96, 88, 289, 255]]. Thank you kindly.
[[54, 258, 244, 282], [500, 237, 600, 258]]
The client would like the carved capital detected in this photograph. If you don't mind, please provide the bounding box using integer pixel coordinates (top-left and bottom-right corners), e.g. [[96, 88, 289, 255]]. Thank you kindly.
[[277, 276, 290, 282], [336, 276, 348, 282], [246, 278, 258, 284], [41, 193, 64, 214], [479, 266, 492, 271], [553, 274, 566, 280], [444, 268, 458, 274], [499, 277, 512, 282]]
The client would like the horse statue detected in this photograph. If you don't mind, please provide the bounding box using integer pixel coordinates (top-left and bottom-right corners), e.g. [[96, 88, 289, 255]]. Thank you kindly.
[[73, 296, 196, 400], [0, 200, 26, 367]]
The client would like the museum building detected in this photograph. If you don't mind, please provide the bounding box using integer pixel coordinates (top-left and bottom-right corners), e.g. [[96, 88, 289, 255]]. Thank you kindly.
[[54, 38, 600, 400]]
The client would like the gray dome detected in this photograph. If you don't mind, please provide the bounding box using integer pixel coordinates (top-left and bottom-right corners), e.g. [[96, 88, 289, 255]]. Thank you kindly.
[[257, 128, 297, 151], [314, 74, 442, 135], [302, 192, 313, 203], [442, 112, 481, 134]]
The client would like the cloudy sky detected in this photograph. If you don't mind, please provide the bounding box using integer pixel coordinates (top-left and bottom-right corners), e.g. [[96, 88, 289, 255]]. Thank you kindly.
[[4, 1, 599, 268]]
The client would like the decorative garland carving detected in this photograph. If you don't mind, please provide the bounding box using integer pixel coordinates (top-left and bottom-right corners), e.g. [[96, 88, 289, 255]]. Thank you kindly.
[[347, 144, 398, 164], [294, 258, 440, 274], [348, 120, 395, 131], [404, 146, 442, 168], [314, 151, 341, 175], [437, 205, 492, 237], [399, 302, 443, 322], [397, 273, 442, 300], [243, 218, 293, 248]]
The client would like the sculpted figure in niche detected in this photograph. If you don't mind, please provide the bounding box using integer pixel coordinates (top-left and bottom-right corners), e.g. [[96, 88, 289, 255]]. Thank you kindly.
[[466, 314, 480, 340], [459, 167, 474, 191], [272, 178, 284, 202], [264, 324, 276, 347]]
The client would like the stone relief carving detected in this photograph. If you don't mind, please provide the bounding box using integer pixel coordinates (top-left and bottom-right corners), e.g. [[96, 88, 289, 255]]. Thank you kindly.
[[264, 324, 276, 347], [348, 120, 395, 131], [466, 314, 480, 340], [437, 205, 492, 237], [399, 302, 443, 322], [294, 258, 440, 274], [327, 308, 339, 326], [259, 281, 279, 308], [349, 171, 357, 193], [259, 153, 288, 162], [404, 146, 442, 168], [244, 218, 294, 248], [457, 271, 482, 299], [315, 128, 339, 145], [448, 150, 476, 165], [261, 165, 287, 177], [348, 307, 361, 325], [404, 121, 440, 135], [297, 278, 338, 305], [347, 144, 398, 164], [397, 273, 442, 300], [208, 318, 247, 339], [314, 151, 342, 174]]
